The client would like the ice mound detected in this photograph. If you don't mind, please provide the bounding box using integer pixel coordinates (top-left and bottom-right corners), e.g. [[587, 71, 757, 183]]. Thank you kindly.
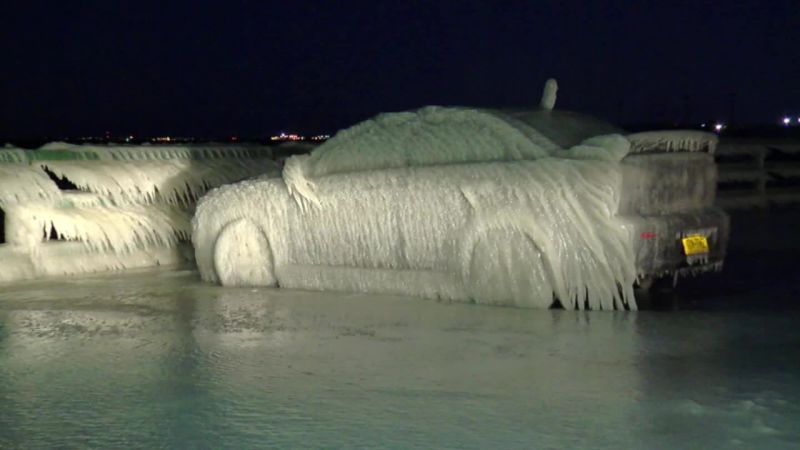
[[1, 144, 277, 282], [0, 147, 28, 163], [5, 202, 190, 252], [194, 106, 637, 310], [41, 158, 274, 205], [0, 165, 62, 204]]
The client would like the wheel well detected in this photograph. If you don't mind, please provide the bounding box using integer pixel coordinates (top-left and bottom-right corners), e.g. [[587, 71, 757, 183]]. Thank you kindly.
[[212, 218, 276, 286]]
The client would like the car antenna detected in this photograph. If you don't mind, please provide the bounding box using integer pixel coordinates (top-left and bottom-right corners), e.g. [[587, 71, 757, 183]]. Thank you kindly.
[[540, 78, 558, 111]]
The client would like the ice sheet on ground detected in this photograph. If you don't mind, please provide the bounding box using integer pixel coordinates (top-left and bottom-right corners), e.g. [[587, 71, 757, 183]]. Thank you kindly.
[[0, 269, 797, 449]]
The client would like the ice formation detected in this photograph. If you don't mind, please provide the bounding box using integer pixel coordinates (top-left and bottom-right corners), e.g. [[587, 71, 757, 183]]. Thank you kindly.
[[194, 106, 642, 310], [627, 130, 718, 154], [539, 78, 558, 110], [0, 144, 277, 282], [300, 107, 557, 178], [0, 165, 62, 204], [40, 159, 268, 205]]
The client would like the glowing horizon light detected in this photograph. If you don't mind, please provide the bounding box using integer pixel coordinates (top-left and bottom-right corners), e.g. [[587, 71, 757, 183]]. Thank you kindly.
[[270, 132, 306, 142], [784, 117, 791, 125], [714, 123, 724, 132]]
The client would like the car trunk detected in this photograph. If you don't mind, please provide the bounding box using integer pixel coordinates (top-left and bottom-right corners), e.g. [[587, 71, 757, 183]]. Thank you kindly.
[[619, 131, 730, 278]]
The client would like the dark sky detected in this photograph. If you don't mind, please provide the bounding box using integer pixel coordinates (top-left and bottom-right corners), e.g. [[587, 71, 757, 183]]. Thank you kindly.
[[1, 0, 798, 138]]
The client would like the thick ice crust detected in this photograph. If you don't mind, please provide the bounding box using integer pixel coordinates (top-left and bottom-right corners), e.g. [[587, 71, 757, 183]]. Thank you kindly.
[[0, 243, 189, 283], [0, 144, 278, 282], [303, 107, 558, 178], [3, 202, 190, 250], [194, 107, 644, 309], [620, 153, 717, 214], [194, 157, 638, 310], [34, 142, 272, 161], [40, 159, 277, 205], [0, 165, 62, 206], [627, 131, 718, 154]]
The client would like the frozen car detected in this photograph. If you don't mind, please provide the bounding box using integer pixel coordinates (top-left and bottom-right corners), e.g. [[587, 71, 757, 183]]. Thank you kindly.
[[193, 81, 729, 310]]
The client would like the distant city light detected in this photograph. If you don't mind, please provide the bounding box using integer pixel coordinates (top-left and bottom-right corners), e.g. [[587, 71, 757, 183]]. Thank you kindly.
[[714, 123, 724, 132], [784, 117, 791, 125], [270, 132, 305, 142]]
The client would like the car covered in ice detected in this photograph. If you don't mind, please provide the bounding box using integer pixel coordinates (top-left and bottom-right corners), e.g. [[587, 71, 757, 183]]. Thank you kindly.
[[193, 80, 729, 310]]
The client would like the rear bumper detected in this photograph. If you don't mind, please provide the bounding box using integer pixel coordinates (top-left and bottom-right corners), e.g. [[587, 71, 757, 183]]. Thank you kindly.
[[620, 207, 730, 278]]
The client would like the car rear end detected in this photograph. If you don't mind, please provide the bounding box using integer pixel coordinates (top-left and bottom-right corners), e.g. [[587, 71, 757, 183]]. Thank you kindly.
[[619, 131, 730, 283]]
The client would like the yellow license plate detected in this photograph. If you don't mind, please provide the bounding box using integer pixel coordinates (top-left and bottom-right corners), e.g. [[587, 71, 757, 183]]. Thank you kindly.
[[681, 235, 709, 256]]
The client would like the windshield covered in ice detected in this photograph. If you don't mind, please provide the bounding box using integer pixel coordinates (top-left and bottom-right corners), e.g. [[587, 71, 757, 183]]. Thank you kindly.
[[503, 109, 624, 148]]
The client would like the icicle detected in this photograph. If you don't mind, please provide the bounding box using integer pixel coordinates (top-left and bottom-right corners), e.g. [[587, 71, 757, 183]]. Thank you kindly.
[[283, 155, 321, 210], [627, 131, 718, 154], [1, 142, 276, 282], [0, 165, 62, 206], [39, 158, 278, 206]]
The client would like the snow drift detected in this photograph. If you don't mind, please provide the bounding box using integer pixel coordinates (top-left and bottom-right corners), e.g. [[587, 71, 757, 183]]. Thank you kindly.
[[194, 106, 638, 310]]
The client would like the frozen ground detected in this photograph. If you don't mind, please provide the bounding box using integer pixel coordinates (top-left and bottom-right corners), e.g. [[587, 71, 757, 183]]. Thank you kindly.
[[0, 210, 798, 449]]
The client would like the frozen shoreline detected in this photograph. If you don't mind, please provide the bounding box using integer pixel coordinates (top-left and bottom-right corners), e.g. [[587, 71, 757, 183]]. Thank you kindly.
[[1, 268, 798, 449], [0, 210, 798, 448]]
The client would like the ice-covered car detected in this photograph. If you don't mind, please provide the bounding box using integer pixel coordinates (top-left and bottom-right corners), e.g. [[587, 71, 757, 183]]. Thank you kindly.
[[193, 81, 729, 310]]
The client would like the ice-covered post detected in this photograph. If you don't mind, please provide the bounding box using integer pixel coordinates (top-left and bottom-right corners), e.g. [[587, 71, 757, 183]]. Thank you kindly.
[[540, 78, 558, 110]]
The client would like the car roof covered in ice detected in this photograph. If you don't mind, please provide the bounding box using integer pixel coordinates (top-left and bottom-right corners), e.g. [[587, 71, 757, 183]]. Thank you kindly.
[[301, 106, 622, 177]]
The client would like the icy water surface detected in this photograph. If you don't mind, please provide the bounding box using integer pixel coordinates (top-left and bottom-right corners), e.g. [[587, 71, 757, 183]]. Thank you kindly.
[[0, 270, 798, 449], [0, 210, 799, 449]]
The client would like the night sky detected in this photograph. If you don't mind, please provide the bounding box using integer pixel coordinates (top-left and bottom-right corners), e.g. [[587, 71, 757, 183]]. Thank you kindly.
[[1, 0, 798, 139]]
